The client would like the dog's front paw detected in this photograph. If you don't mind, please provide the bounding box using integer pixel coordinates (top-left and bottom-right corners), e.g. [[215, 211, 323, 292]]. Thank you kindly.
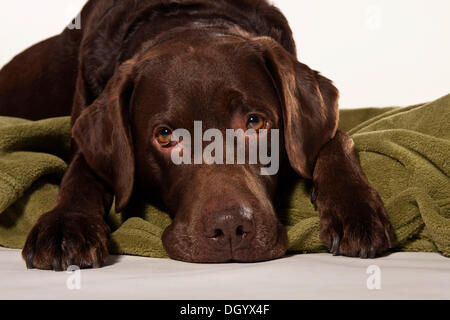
[[317, 187, 394, 259], [22, 209, 110, 271]]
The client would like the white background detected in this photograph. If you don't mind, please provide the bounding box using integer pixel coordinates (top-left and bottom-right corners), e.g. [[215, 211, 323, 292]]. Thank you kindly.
[[0, 0, 449, 108]]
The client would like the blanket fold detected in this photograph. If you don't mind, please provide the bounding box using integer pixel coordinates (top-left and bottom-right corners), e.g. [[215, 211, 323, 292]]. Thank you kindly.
[[1, 95, 449, 258]]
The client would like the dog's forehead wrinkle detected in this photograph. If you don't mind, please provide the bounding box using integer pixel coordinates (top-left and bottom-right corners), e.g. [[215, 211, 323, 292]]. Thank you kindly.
[[140, 40, 268, 81], [133, 48, 282, 127]]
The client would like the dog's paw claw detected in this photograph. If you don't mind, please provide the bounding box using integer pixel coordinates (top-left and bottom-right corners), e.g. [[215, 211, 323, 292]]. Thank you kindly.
[[310, 188, 318, 204], [385, 230, 393, 249], [319, 199, 394, 259], [330, 235, 340, 256], [25, 251, 35, 269], [21, 209, 109, 271], [369, 246, 376, 259]]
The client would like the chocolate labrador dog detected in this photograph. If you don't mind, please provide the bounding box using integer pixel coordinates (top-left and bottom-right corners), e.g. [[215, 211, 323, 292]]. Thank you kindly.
[[0, 0, 393, 270]]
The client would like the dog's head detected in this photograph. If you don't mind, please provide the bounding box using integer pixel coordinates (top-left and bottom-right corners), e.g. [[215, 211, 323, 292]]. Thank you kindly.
[[73, 34, 339, 263]]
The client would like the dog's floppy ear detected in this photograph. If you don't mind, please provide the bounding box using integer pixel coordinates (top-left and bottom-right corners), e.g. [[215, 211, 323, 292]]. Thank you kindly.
[[253, 37, 339, 179], [72, 60, 136, 212]]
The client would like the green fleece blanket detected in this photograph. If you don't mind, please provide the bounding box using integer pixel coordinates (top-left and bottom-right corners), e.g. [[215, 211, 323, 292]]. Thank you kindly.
[[1, 95, 449, 258]]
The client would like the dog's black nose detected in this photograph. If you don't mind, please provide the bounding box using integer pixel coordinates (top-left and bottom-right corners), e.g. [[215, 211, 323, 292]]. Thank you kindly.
[[203, 208, 254, 250]]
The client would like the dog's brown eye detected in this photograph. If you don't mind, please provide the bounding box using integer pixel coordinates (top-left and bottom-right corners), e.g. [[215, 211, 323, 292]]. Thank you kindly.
[[156, 127, 173, 146], [247, 115, 265, 131]]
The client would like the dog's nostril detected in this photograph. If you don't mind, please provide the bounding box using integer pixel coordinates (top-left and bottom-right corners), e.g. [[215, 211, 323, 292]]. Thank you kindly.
[[203, 209, 255, 248], [213, 229, 224, 238], [236, 225, 246, 237]]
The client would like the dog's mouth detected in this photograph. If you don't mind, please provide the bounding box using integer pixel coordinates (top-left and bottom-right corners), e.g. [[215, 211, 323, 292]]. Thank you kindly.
[[161, 209, 288, 263], [157, 164, 286, 263]]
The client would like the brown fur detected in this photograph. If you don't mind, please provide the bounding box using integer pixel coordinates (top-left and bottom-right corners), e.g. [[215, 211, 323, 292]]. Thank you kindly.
[[0, 0, 393, 270]]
